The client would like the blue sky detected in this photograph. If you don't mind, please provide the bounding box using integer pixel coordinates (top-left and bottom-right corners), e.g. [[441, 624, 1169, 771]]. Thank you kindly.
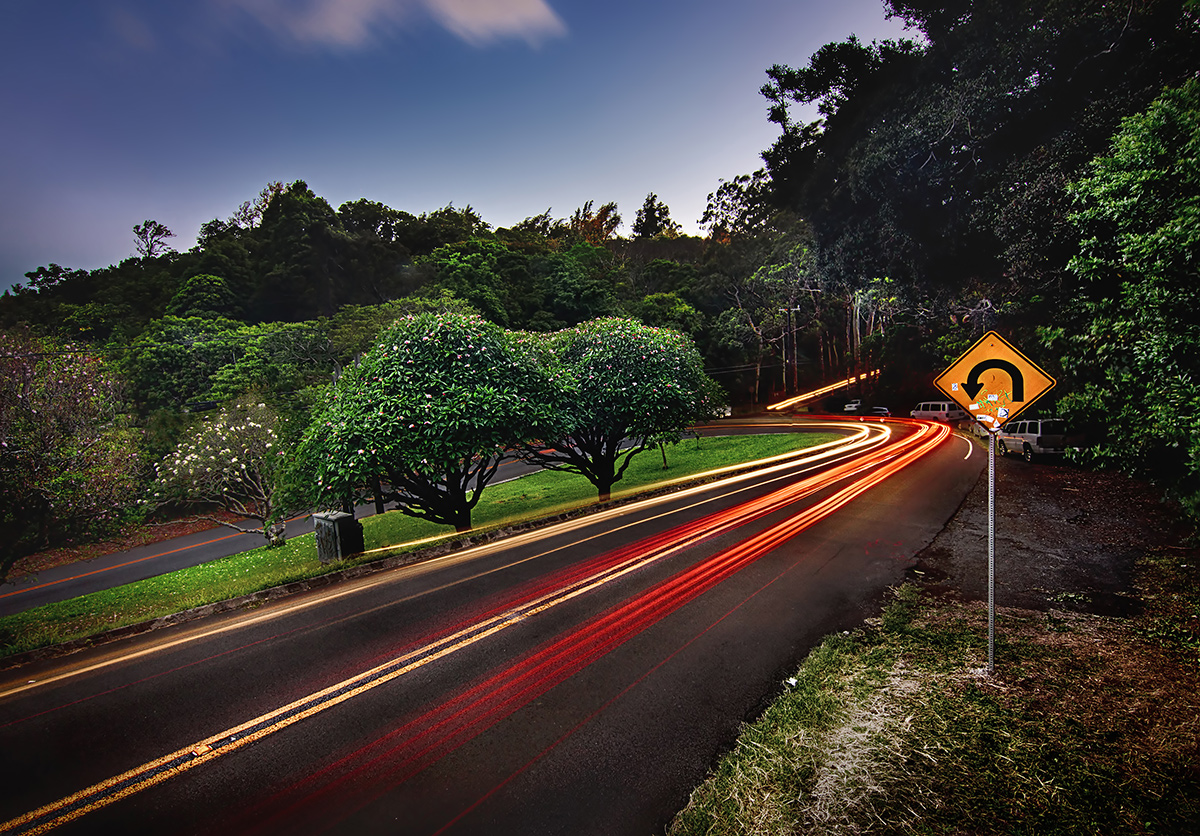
[[0, 0, 911, 291]]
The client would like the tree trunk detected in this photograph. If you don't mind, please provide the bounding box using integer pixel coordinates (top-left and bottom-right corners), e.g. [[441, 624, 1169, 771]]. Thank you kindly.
[[753, 356, 762, 405], [371, 475, 385, 515], [596, 468, 615, 502]]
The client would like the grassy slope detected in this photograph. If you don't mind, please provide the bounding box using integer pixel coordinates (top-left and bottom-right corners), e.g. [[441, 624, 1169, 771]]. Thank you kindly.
[[669, 570, 1200, 836]]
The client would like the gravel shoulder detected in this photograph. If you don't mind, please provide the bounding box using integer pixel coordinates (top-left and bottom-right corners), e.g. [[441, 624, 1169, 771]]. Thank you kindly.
[[910, 433, 1184, 615]]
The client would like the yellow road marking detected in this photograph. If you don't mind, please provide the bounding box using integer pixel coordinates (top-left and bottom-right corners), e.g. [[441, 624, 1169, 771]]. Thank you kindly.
[[1, 423, 897, 834], [2, 424, 879, 702]]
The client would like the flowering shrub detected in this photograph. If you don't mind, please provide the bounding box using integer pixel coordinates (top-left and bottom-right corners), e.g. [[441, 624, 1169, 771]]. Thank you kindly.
[[292, 312, 559, 531], [520, 317, 725, 499], [152, 397, 292, 545], [1, 328, 141, 582]]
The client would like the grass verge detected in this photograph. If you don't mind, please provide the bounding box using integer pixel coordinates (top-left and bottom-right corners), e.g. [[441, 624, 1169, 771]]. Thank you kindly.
[[0, 432, 837, 662], [668, 566, 1200, 836]]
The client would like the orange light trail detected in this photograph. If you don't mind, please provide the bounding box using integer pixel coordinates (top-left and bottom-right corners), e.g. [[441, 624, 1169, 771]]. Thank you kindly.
[[1, 421, 948, 835], [766, 369, 881, 411], [230, 421, 950, 832]]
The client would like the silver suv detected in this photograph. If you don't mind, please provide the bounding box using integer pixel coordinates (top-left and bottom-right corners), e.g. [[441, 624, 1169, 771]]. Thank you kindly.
[[997, 418, 1069, 462]]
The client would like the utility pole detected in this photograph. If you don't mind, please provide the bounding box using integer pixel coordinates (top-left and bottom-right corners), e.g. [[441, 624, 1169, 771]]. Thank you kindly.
[[778, 307, 804, 396]]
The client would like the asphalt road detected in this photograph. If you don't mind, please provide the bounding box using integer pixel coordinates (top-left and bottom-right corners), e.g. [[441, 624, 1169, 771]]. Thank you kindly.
[[0, 419, 982, 836]]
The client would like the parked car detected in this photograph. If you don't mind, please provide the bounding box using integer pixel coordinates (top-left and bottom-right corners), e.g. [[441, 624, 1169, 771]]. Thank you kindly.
[[910, 401, 968, 422], [871, 406, 890, 416], [843, 399, 862, 413], [997, 418, 1070, 462]]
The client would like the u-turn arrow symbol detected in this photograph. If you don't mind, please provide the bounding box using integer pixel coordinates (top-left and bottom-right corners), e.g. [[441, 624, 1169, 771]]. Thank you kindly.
[[963, 359, 1024, 401]]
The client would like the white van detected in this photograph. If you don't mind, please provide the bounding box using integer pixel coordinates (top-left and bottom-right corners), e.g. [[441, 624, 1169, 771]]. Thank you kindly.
[[910, 401, 968, 422], [997, 418, 1069, 461]]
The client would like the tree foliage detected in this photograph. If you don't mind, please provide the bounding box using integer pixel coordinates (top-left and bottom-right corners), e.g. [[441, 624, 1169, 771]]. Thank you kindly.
[[0, 0, 1197, 552], [762, 0, 1200, 299], [229, 181, 285, 230], [293, 312, 558, 531], [520, 318, 724, 500], [631, 292, 704, 338], [120, 316, 247, 410], [632, 193, 681, 239], [166, 273, 241, 320], [1043, 78, 1200, 509], [700, 170, 776, 240], [0, 329, 140, 581], [152, 397, 295, 544], [570, 200, 622, 246], [420, 239, 618, 331], [133, 220, 176, 258]]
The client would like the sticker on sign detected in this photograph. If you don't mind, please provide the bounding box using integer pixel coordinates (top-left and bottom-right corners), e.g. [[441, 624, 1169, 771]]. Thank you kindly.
[[934, 332, 1055, 431]]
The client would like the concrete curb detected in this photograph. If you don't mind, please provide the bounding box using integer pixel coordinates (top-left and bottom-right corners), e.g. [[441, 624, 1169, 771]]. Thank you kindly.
[[0, 515, 566, 671], [0, 434, 853, 671], [0, 468, 749, 671]]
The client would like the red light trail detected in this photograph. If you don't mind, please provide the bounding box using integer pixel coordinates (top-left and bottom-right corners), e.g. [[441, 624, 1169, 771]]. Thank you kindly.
[[237, 421, 949, 833], [1, 421, 949, 836]]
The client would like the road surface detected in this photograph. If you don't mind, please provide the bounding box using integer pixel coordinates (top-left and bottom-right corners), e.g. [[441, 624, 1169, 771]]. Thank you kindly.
[[0, 418, 981, 835], [0, 456, 553, 617]]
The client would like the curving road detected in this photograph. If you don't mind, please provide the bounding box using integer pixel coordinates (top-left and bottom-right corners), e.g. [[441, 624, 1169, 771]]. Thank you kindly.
[[0, 418, 982, 836]]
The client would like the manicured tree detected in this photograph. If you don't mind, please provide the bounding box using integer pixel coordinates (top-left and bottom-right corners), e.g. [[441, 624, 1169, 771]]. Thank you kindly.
[[521, 318, 725, 501], [151, 397, 294, 545], [294, 312, 558, 532], [0, 329, 140, 582]]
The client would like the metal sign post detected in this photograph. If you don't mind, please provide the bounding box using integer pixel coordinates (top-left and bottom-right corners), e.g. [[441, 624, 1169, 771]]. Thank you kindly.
[[987, 428, 996, 675], [935, 331, 1056, 677]]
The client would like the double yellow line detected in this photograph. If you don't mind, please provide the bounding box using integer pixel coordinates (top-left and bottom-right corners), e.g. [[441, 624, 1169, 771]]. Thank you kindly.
[[2, 423, 889, 833]]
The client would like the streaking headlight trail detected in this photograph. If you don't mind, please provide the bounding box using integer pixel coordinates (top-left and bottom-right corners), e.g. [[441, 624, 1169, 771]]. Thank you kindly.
[[1, 420, 949, 835]]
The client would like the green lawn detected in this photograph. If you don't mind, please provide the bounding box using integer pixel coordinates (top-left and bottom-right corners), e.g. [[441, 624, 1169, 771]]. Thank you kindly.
[[0, 432, 838, 660]]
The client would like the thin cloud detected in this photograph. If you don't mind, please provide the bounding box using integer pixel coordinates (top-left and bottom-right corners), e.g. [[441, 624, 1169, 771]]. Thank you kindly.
[[218, 0, 566, 49], [427, 0, 567, 46]]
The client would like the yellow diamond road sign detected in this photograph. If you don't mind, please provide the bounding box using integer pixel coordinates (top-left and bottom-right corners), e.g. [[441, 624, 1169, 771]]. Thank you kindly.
[[934, 331, 1055, 431]]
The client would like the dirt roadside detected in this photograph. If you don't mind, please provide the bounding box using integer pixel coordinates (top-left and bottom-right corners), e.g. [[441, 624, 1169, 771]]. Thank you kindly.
[[669, 434, 1200, 835], [909, 432, 1186, 616]]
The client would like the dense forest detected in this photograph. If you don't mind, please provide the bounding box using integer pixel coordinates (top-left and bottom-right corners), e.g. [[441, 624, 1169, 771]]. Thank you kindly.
[[3, 0, 1199, 574]]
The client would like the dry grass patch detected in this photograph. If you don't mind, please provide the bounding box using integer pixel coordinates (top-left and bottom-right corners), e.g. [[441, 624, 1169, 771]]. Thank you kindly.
[[669, 583, 1200, 836]]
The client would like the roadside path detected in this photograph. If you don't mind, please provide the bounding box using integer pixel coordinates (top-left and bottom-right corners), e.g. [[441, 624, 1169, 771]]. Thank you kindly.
[[0, 510, 338, 617]]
